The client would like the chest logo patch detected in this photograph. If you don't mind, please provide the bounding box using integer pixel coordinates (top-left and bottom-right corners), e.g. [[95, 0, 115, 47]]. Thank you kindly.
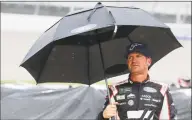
[[116, 95, 125, 100], [143, 87, 157, 93], [119, 87, 132, 94], [127, 93, 136, 99], [128, 99, 134, 106]]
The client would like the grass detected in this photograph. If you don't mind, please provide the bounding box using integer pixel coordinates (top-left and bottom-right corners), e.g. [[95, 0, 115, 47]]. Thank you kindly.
[[1, 80, 36, 84]]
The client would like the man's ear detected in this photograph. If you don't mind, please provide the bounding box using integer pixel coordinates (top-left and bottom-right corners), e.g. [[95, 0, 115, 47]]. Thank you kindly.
[[146, 57, 152, 66]]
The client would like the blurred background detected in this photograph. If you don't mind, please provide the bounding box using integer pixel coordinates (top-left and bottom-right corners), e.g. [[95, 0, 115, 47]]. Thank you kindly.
[[1, 1, 191, 87], [1, 1, 191, 120]]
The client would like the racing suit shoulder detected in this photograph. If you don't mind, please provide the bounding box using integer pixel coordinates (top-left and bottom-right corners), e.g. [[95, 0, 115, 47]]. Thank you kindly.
[[149, 81, 168, 86], [150, 81, 169, 96], [110, 79, 128, 87]]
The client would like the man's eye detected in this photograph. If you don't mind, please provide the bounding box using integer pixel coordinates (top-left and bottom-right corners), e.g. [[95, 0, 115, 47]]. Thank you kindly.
[[136, 55, 142, 57], [128, 57, 132, 60]]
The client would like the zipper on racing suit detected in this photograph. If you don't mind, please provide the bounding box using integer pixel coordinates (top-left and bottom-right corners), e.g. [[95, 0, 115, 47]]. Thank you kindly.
[[137, 83, 142, 111], [138, 83, 149, 119], [138, 81, 153, 120]]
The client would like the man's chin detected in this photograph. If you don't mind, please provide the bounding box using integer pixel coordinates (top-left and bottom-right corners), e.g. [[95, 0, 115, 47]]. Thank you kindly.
[[130, 68, 141, 73]]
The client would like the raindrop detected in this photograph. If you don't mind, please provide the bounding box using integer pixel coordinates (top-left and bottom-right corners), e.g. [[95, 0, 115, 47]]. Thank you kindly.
[[52, 48, 56, 52], [72, 53, 75, 59], [140, 34, 145, 39]]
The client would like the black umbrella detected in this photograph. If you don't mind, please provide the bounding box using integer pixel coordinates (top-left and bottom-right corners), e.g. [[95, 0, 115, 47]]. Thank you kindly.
[[20, 2, 182, 91]]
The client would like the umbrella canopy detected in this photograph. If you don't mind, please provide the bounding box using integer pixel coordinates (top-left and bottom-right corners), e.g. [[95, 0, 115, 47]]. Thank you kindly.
[[20, 2, 182, 85]]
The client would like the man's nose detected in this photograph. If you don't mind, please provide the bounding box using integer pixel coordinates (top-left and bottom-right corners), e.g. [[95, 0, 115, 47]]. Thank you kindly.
[[131, 57, 137, 62]]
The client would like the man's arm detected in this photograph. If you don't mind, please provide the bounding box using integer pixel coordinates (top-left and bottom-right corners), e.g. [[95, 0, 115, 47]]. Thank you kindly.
[[159, 89, 177, 120]]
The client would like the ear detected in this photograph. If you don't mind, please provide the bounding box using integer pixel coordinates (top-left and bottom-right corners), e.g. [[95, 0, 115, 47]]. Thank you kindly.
[[146, 57, 152, 66]]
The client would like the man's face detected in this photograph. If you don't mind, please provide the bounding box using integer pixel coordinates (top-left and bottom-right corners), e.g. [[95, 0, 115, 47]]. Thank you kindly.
[[127, 52, 151, 74]]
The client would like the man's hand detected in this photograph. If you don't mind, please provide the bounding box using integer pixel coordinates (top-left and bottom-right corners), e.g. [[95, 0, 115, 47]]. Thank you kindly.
[[103, 102, 119, 118]]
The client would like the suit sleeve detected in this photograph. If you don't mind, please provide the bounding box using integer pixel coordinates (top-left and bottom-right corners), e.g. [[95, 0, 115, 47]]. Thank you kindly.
[[159, 89, 177, 120]]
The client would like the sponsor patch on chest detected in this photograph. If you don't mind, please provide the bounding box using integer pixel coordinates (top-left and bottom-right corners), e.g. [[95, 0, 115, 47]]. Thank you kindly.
[[128, 99, 134, 106], [144, 103, 157, 108], [143, 87, 157, 93], [116, 95, 125, 100], [127, 93, 136, 99], [152, 98, 161, 103], [119, 87, 132, 94], [140, 94, 151, 101]]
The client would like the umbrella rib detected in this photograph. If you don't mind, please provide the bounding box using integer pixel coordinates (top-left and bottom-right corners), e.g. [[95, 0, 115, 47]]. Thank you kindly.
[[37, 16, 67, 83], [87, 2, 103, 22], [87, 45, 90, 86], [44, 18, 63, 33], [128, 36, 134, 43], [36, 43, 55, 83], [108, 11, 116, 24], [107, 8, 118, 40], [36, 16, 65, 83], [34, 16, 65, 83]]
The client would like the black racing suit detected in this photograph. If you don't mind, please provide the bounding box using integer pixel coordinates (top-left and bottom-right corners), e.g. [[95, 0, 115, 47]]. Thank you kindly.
[[97, 78, 177, 120]]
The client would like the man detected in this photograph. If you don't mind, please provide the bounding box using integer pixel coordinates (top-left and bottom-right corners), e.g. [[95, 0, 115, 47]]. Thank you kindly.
[[97, 42, 177, 120]]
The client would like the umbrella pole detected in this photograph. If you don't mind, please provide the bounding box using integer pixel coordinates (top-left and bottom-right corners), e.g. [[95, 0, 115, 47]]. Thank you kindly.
[[98, 41, 112, 104], [97, 25, 117, 103], [97, 25, 118, 120], [104, 78, 116, 120], [104, 77, 111, 102]]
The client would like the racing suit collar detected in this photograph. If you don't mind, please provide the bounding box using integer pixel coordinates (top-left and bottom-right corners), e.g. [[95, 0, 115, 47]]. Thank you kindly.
[[128, 74, 150, 84]]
